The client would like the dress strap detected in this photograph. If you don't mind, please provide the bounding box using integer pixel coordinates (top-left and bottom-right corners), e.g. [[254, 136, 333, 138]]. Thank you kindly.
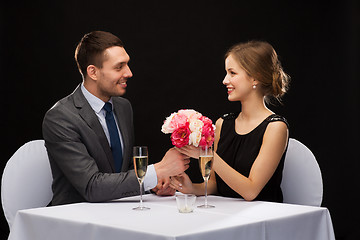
[[221, 113, 238, 120], [265, 114, 289, 128], [221, 113, 289, 128]]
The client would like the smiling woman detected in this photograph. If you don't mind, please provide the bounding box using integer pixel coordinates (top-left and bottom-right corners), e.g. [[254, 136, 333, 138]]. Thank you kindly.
[[171, 41, 290, 203], [224, 41, 290, 104]]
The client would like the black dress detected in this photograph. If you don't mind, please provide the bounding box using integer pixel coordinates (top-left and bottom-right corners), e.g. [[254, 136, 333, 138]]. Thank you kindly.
[[215, 113, 289, 203]]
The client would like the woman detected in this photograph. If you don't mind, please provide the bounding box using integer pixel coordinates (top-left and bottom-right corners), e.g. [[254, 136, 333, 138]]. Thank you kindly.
[[171, 41, 290, 202]]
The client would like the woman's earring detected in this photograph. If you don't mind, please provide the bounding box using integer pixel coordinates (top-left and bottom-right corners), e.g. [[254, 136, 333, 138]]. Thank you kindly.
[[253, 84, 256, 89]]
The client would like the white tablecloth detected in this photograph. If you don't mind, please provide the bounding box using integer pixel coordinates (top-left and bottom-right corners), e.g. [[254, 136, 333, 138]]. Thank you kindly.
[[8, 194, 335, 240]]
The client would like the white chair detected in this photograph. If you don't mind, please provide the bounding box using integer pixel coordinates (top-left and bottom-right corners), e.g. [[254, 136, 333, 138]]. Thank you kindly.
[[281, 138, 323, 207], [1, 140, 53, 229]]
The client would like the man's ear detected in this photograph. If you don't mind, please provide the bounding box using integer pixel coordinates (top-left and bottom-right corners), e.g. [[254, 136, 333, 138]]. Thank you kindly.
[[87, 65, 98, 80]]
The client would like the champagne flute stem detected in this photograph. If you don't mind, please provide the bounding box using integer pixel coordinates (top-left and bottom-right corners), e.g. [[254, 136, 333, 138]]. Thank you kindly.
[[139, 182, 143, 208], [204, 179, 208, 206]]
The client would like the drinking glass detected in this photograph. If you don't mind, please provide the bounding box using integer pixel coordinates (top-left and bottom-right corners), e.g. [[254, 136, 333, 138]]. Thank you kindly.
[[197, 144, 215, 208], [132, 146, 150, 210]]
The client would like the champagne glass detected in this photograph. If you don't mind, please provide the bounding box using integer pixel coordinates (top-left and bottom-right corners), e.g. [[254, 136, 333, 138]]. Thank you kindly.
[[198, 144, 215, 208], [133, 146, 150, 210]]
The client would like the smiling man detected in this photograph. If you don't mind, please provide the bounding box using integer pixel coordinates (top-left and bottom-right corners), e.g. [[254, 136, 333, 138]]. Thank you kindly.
[[42, 31, 190, 206]]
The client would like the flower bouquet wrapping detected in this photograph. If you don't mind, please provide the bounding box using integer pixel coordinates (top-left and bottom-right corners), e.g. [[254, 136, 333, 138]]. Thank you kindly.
[[161, 109, 215, 149]]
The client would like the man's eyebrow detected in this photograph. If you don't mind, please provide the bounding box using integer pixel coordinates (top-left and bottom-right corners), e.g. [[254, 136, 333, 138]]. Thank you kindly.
[[114, 61, 127, 66], [116, 58, 130, 65]]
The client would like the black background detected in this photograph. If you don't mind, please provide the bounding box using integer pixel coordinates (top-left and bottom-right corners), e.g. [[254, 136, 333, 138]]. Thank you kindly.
[[1, 1, 359, 239]]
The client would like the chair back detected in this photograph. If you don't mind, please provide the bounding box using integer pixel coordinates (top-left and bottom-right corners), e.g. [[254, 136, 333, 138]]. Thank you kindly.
[[1, 140, 53, 228], [281, 138, 323, 206]]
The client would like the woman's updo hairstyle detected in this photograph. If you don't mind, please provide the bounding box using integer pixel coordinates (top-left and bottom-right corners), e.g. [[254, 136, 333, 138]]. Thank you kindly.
[[225, 41, 290, 103]]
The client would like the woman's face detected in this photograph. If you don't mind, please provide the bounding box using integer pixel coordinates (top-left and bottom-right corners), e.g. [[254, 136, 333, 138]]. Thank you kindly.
[[223, 55, 254, 102]]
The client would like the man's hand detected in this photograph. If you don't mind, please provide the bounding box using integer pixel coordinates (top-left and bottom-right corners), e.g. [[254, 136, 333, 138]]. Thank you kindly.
[[154, 148, 190, 180]]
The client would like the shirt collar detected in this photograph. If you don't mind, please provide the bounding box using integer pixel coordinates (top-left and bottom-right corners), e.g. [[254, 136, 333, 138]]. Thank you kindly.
[[81, 83, 113, 113]]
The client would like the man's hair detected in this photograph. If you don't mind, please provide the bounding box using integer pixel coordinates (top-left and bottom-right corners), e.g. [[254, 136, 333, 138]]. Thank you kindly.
[[74, 31, 124, 78]]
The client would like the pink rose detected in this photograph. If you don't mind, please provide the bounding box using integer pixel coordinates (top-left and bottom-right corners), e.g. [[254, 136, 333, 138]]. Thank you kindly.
[[200, 116, 212, 126], [199, 123, 215, 148], [171, 124, 191, 148], [179, 109, 202, 121], [169, 113, 188, 130]]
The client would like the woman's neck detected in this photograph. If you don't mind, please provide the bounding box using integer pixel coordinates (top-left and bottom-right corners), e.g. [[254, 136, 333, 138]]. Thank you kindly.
[[239, 97, 272, 121]]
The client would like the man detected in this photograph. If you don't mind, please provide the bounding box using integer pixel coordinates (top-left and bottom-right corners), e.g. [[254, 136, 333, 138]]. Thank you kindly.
[[42, 31, 189, 205]]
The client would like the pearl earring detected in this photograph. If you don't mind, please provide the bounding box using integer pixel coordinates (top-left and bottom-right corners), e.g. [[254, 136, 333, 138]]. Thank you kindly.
[[253, 84, 256, 89]]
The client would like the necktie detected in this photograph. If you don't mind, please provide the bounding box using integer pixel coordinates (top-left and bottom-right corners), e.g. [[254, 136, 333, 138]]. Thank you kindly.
[[103, 102, 123, 172]]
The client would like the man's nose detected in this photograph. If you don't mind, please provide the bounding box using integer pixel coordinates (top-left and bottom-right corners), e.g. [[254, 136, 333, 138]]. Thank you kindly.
[[125, 65, 133, 78]]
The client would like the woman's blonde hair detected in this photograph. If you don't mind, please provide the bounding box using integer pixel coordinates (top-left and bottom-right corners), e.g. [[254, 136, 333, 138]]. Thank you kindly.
[[225, 41, 290, 103]]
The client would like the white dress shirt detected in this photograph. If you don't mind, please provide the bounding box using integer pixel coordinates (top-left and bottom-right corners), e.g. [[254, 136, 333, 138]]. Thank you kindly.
[[81, 84, 157, 191]]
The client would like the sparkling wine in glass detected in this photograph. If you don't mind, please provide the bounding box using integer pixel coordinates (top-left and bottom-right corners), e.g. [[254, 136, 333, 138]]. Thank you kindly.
[[133, 146, 150, 210], [198, 144, 215, 208]]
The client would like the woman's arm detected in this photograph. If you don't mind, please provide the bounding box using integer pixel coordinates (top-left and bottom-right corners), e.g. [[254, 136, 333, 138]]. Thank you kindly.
[[213, 121, 288, 201]]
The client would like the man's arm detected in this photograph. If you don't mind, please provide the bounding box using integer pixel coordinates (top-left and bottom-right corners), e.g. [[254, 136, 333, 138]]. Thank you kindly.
[[43, 102, 139, 204]]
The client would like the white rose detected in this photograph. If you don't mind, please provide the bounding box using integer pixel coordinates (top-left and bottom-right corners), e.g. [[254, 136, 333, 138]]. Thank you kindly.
[[161, 112, 177, 133], [189, 131, 202, 147], [189, 119, 204, 133]]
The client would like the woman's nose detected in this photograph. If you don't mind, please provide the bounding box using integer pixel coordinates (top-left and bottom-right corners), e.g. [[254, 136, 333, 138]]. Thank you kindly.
[[223, 75, 229, 85]]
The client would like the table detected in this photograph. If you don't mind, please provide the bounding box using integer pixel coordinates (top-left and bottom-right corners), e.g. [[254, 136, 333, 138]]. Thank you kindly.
[[8, 194, 335, 240]]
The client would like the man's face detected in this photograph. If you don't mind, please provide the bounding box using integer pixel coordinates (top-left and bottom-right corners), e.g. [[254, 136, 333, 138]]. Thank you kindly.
[[96, 46, 133, 100]]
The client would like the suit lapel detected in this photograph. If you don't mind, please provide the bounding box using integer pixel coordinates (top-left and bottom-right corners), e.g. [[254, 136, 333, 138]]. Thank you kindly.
[[72, 86, 116, 172]]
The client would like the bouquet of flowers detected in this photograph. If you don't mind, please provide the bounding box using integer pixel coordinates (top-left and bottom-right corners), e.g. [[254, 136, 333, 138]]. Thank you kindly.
[[161, 109, 215, 148]]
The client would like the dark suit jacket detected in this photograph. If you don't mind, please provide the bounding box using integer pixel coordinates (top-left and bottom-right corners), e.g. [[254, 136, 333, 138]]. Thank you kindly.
[[42, 85, 139, 205]]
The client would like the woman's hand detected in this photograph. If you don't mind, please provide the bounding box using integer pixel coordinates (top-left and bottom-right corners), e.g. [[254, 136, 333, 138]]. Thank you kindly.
[[170, 172, 194, 194], [175, 145, 200, 159], [152, 177, 176, 196]]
